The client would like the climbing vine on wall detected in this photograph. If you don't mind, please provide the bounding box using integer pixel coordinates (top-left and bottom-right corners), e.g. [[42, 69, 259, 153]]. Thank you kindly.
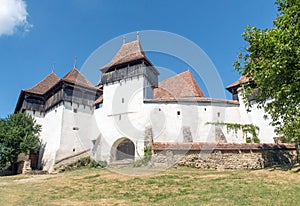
[[206, 122, 260, 143]]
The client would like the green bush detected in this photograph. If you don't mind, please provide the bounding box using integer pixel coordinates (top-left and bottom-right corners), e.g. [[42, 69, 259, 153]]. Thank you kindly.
[[132, 156, 151, 167], [132, 145, 152, 167], [252, 136, 260, 143], [246, 136, 260, 143], [144, 145, 152, 156], [55, 157, 107, 172], [77, 157, 91, 167], [89, 160, 108, 168]]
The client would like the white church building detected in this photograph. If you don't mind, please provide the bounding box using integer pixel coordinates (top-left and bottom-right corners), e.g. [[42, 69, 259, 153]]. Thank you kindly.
[[15, 40, 276, 172]]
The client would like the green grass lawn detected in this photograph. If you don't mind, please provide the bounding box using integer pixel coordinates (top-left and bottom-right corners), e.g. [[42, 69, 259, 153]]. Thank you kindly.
[[0, 167, 299, 205]]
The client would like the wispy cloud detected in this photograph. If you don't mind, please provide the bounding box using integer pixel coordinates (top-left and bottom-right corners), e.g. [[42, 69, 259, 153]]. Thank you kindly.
[[0, 0, 32, 36]]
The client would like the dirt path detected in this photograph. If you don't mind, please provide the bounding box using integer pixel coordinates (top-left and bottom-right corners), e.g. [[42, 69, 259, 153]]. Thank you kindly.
[[0, 174, 60, 186]]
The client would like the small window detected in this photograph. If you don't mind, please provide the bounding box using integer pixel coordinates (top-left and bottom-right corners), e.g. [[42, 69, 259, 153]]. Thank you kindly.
[[73, 148, 76, 152], [73, 108, 78, 113], [217, 112, 220, 117], [119, 115, 121, 120], [122, 98, 124, 103], [158, 108, 161, 111], [204, 108, 206, 111], [73, 127, 79, 131], [177, 111, 181, 115]]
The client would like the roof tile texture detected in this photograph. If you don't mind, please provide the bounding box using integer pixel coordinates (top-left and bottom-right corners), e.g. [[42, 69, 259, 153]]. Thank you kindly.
[[62, 68, 96, 89], [25, 68, 97, 95], [101, 40, 146, 71], [154, 70, 205, 99], [94, 95, 103, 104], [25, 72, 60, 95], [226, 75, 250, 90]]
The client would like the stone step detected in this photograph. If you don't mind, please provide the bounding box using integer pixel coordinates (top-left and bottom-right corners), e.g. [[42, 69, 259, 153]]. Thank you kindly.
[[54, 150, 91, 169], [109, 159, 134, 168]]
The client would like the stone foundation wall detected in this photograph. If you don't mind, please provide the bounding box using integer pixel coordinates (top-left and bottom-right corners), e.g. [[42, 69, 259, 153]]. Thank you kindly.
[[151, 142, 297, 169]]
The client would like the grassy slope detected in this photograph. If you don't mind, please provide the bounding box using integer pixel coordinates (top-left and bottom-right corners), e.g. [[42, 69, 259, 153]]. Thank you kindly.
[[0, 167, 299, 206]]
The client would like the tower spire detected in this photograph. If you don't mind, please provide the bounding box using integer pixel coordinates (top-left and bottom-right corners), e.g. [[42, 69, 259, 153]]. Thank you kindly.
[[52, 62, 55, 73], [74, 56, 77, 68], [123, 36, 126, 44], [136, 31, 139, 40]]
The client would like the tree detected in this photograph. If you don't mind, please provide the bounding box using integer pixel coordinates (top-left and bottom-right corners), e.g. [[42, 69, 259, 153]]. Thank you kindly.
[[234, 0, 300, 142], [0, 113, 41, 171]]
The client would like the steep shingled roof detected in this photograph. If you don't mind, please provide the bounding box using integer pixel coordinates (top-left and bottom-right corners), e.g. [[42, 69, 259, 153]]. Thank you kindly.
[[25, 71, 60, 95], [95, 95, 103, 104], [154, 70, 205, 99], [100, 40, 145, 71], [226, 75, 250, 92], [100, 40, 159, 74], [62, 68, 96, 89]]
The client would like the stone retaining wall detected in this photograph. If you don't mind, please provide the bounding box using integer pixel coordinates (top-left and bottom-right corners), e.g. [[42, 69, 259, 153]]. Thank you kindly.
[[151, 142, 297, 169]]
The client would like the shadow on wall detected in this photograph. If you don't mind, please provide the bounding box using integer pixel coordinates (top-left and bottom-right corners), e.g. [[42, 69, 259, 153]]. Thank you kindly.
[[261, 144, 297, 170], [38, 143, 47, 170]]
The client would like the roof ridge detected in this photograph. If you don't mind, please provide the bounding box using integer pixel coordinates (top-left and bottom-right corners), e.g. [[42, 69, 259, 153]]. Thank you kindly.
[[25, 71, 60, 95], [226, 75, 251, 91], [159, 70, 190, 84], [154, 70, 205, 99], [62, 68, 96, 89], [185, 70, 205, 97], [100, 39, 146, 71], [29, 71, 59, 89]]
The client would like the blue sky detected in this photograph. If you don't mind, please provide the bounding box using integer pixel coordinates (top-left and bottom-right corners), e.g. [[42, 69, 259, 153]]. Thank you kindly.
[[0, 0, 278, 118]]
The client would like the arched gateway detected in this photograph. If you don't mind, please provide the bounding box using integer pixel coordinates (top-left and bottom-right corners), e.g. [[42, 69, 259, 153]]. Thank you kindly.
[[111, 138, 135, 161]]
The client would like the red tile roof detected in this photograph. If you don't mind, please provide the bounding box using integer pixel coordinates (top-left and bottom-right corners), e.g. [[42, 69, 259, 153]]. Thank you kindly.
[[100, 40, 145, 71], [154, 70, 205, 99], [226, 75, 250, 91], [95, 95, 103, 104], [25, 71, 60, 95], [100, 40, 159, 74], [62, 68, 96, 89]]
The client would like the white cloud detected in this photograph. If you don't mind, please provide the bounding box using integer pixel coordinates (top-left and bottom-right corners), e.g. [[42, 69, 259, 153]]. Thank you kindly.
[[0, 0, 31, 36]]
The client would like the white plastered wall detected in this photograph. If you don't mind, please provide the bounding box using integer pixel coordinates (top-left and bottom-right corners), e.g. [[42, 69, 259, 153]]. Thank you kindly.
[[29, 103, 64, 172], [141, 101, 243, 143], [55, 102, 99, 161], [94, 76, 146, 163], [237, 90, 276, 143]]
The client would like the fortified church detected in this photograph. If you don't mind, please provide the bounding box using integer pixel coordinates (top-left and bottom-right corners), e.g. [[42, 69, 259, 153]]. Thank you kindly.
[[15, 40, 276, 172]]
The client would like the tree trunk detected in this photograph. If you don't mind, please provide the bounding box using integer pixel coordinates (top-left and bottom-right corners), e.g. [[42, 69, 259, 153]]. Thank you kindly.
[[10, 161, 15, 174]]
